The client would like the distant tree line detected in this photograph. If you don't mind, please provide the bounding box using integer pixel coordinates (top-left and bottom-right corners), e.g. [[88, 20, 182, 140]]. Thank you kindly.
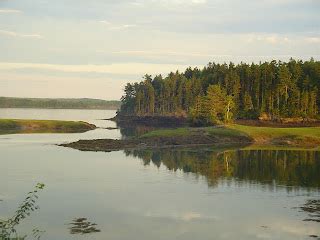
[[120, 58, 320, 125], [0, 97, 121, 110]]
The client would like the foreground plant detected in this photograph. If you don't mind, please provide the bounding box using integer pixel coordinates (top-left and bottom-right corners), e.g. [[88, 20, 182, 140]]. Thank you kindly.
[[0, 183, 45, 240]]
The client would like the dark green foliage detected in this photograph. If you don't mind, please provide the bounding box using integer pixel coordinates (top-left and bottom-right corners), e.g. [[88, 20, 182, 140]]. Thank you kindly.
[[119, 59, 320, 124], [0, 183, 45, 240]]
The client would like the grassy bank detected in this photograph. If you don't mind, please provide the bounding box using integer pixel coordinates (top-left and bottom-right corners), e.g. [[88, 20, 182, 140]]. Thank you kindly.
[[229, 124, 320, 147], [60, 124, 320, 152], [0, 119, 96, 134], [141, 124, 320, 149]]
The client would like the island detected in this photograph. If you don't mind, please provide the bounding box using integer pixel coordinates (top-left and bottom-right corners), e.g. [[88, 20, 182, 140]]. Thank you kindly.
[[61, 59, 320, 152], [60, 124, 320, 152], [0, 119, 96, 134]]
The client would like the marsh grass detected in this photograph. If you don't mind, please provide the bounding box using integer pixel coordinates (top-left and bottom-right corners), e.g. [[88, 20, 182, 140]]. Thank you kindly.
[[229, 124, 320, 139], [139, 128, 190, 138], [139, 124, 320, 148], [0, 119, 95, 135]]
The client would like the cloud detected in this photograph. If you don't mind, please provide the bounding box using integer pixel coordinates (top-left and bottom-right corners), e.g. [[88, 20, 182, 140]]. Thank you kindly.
[[0, 9, 22, 14], [99, 20, 137, 30], [113, 50, 231, 58], [305, 37, 320, 43], [151, 0, 207, 6], [0, 62, 198, 75], [246, 34, 291, 44], [99, 20, 112, 25], [156, 0, 207, 5], [111, 24, 137, 30], [129, 0, 207, 10], [0, 30, 43, 39]]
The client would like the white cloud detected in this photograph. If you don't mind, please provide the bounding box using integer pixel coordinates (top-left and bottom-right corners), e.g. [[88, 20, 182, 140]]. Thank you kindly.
[[0, 9, 22, 14], [113, 24, 137, 30], [99, 20, 137, 30], [246, 34, 291, 44], [130, 0, 207, 9], [99, 20, 112, 25], [176, 0, 207, 4], [0, 62, 198, 75], [305, 37, 320, 43], [113, 50, 231, 58], [0, 30, 43, 39], [152, 0, 207, 5]]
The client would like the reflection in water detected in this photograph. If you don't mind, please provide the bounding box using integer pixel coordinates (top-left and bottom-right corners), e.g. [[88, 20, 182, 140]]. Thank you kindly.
[[300, 200, 320, 223], [116, 120, 180, 139], [119, 125, 158, 139], [125, 148, 320, 189], [68, 218, 101, 235]]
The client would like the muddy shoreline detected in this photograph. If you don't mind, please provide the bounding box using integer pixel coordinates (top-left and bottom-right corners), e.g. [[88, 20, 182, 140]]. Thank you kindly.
[[110, 114, 320, 128], [60, 123, 320, 152], [59, 130, 253, 152], [108, 115, 188, 127]]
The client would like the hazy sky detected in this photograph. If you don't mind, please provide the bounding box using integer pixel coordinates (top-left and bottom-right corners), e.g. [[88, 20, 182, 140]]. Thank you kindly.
[[0, 0, 319, 100]]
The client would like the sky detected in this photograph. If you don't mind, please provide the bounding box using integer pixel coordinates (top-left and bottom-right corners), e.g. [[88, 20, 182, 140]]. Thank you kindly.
[[0, 0, 319, 100]]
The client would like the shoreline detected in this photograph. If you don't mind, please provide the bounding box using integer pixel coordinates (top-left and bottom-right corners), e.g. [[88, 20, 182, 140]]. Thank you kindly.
[[108, 114, 188, 127], [111, 114, 320, 128], [59, 124, 320, 152]]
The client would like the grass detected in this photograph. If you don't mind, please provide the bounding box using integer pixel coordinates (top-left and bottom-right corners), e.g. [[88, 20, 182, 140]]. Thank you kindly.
[[140, 127, 190, 138], [0, 119, 96, 134], [229, 124, 320, 140], [140, 126, 249, 139], [205, 126, 250, 138], [140, 124, 320, 148]]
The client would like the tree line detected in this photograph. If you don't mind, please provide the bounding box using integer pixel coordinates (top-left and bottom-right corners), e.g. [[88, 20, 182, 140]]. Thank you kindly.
[[0, 97, 121, 110], [120, 58, 320, 125]]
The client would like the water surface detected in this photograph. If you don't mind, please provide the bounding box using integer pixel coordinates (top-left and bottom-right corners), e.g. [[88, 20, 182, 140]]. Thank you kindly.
[[1, 109, 319, 240]]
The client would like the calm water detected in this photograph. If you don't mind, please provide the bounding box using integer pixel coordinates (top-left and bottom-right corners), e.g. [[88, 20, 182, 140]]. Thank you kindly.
[[0, 109, 320, 240]]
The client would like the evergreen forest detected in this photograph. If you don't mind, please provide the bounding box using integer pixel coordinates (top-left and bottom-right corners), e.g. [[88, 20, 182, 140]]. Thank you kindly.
[[120, 59, 320, 125]]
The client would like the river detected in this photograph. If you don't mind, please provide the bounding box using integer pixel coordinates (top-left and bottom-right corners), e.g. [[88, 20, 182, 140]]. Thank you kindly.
[[0, 109, 319, 240]]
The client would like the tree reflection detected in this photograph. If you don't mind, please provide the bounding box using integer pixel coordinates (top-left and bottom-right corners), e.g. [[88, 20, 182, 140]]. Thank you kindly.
[[68, 218, 101, 235], [300, 199, 320, 223], [124, 148, 320, 189]]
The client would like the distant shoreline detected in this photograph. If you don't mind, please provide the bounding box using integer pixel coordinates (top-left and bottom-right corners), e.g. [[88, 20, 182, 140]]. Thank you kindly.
[[0, 97, 120, 110], [0, 107, 118, 110]]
